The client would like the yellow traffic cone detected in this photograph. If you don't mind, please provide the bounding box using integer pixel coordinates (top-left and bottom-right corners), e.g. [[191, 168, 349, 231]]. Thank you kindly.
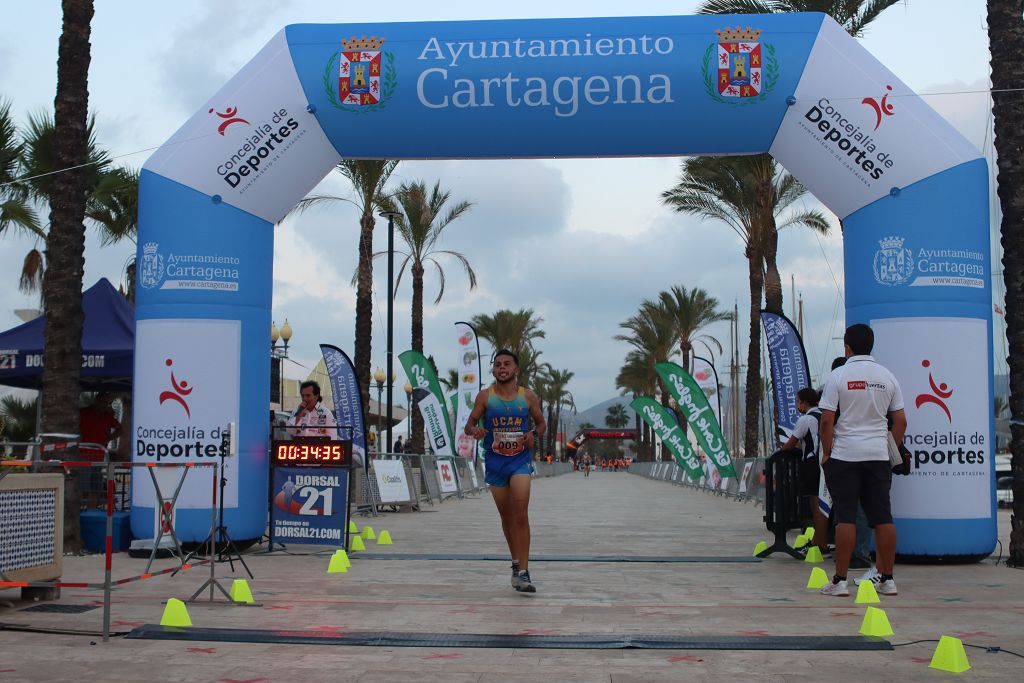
[[806, 567, 829, 590], [804, 546, 824, 563], [327, 551, 349, 573], [858, 606, 893, 637], [855, 579, 880, 604], [350, 535, 366, 551], [804, 526, 815, 540], [229, 579, 255, 604], [160, 598, 192, 627], [361, 525, 376, 541], [929, 636, 971, 673], [752, 541, 768, 557], [793, 534, 809, 549], [348, 519, 358, 534], [334, 548, 351, 567], [376, 530, 393, 545]]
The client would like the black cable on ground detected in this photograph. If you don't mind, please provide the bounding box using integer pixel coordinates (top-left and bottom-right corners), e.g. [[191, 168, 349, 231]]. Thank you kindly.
[[891, 639, 1024, 660]]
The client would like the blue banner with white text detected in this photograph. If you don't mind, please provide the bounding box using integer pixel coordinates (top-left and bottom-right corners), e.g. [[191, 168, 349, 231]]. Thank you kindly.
[[320, 344, 367, 465], [760, 311, 812, 444]]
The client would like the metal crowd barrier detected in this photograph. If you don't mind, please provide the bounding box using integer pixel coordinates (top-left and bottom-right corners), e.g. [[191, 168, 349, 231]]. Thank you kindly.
[[349, 453, 574, 513], [0, 456, 216, 642], [627, 458, 767, 506]]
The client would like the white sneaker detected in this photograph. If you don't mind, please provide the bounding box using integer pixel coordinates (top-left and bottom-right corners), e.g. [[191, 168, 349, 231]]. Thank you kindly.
[[874, 577, 898, 596], [854, 566, 879, 586], [820, 580, 850, 597]]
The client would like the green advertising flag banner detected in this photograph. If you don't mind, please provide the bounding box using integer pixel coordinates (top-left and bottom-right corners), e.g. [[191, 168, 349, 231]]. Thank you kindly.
[[655, 361, 736, 478], [399, 350, 456, 455], [630, 396, 703, 479]]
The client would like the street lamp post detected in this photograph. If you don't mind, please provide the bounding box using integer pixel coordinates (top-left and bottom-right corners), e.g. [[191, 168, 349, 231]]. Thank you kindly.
[[373, 367, 386, 454], [270, 318, 293, 409], [379, 210, 402, 467], [404, 381, 413, 442]]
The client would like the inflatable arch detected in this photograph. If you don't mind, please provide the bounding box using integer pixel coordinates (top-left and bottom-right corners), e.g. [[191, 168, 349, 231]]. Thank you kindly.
[[133, 13, 994, 559]]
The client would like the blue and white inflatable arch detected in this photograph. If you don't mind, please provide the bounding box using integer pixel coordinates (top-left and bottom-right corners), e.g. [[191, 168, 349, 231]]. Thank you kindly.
[[134, 13, 995, 559]]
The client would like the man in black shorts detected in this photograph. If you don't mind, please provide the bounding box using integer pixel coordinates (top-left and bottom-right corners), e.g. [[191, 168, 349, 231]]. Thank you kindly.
[[818, 324, 906, 597]]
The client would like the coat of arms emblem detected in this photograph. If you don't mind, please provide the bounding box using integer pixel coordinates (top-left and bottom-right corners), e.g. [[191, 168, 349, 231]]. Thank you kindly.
[[324, 36, 396, 113], [140, 242, 164, 290], [873, 236, 915, 286], [702, 27, 778, 105]]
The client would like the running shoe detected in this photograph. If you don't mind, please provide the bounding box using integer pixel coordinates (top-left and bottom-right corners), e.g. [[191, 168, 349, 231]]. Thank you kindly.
[[872, 576, 898, 596], [516, 570, 536, 593], [854, 566, 879, 585], [511, 562, 521, 589], [820, 579, 849, 597]]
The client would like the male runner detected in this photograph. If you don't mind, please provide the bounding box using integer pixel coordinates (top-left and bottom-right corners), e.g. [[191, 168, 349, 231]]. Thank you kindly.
[[465, 350, 546, 593]]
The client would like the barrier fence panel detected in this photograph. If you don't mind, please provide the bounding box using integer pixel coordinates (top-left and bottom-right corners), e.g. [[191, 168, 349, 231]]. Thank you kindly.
[[626, 458, 767, 507], [0, 458, 216, 642]]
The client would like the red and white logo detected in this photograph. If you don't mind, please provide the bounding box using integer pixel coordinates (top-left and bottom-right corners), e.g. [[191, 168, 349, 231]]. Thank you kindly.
[[847, 381, 867, 390], [916, 359, 953, 422], [861, 85, 895, 130], [209, 106, 249, 135], [440, 463, 453, 482], [159, 358, 193, 418]]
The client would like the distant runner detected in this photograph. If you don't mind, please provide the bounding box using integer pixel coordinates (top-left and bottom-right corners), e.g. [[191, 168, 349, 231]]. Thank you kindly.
[[465, 349, 546, 593]]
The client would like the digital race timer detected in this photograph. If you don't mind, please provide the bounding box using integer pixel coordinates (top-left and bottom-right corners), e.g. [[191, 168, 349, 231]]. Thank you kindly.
[[270, 437, 351, 467]]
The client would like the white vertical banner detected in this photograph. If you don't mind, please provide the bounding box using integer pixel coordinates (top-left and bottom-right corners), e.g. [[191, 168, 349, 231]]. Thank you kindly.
[[454, 322, 482, 459], [436, 457, 459, 493], [691, 356, 721, 424], [872, 317, 991, 519], [132, 319, 240, 509]]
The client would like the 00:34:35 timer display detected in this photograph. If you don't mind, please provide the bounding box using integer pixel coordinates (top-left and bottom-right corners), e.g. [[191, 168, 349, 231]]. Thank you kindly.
[[271, 439, 348, 465]]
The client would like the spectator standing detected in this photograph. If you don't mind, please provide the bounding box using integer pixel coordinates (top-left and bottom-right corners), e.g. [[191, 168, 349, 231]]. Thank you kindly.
[[393, 435, 404, 454], [818, 324, 906, 597]]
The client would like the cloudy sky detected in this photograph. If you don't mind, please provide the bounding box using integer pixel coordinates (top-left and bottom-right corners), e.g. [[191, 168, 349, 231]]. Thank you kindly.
[[0, 0, 1001, 413]]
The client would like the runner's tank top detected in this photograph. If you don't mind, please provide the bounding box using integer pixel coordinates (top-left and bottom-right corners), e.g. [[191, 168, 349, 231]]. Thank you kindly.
[[483, 386, 531, 457]]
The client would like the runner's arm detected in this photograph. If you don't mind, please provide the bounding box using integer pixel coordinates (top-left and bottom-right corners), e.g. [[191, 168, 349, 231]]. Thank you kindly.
[[464, 391, 488, 439]]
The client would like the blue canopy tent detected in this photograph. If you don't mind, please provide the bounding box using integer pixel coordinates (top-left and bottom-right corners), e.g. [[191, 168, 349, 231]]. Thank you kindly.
[[0, 278, 134, 390]]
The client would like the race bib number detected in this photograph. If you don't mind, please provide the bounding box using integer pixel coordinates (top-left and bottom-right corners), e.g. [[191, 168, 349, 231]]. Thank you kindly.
[[492, 430, 525, 456]]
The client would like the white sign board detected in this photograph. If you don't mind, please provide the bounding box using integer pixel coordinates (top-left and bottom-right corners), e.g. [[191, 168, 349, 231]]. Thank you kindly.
[[873, 317, 991, 519], [132, 319, 240, 509], [373, 460, 410, 503], [436, 458, 458, 493]]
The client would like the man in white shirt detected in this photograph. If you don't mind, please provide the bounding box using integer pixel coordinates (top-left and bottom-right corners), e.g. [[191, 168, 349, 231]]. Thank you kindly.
[[286, 381, 339, 438], [818, 324, 907, 597]]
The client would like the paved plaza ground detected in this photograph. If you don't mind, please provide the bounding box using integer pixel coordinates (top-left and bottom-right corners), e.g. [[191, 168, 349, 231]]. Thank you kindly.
[[2, 469, 1023, 681]]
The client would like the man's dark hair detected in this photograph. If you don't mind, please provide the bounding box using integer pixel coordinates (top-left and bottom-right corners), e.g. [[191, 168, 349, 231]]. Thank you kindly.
[[831, 356, 847, 371], [494, 349, 519, 366], [300, 380, 322, 398], [844, 323, 874, 355], [797, 387, 820, 406]]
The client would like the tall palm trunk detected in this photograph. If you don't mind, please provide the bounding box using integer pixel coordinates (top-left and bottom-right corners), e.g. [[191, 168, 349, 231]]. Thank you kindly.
[[42, 0, 93, 553], [763, 227, 784, 313], [745, 251, 764, 458], [989, 0, 1024, 566], [410, 261, 425, 453], [354, 210, 375, 431]]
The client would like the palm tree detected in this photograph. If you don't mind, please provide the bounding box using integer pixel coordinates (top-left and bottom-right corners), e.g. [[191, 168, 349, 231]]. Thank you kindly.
[[989, 0, 1024, 567], [383, 180, 476, 453], [606, 404, 629, 429], [0, 99, 42, 240], [0, 395, 39, 442], [41, 0, 95, 552], [616, 301, 677, 459], [472, 308, 546, 366], [15, 112, 137, 294], [616, 351, 656, 460], [696, 0, 904, 38], [293, 159, 398, 430], [538, 367, 574, 456], [655, 285, 732, 372], [662, 154, 827, 457]]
